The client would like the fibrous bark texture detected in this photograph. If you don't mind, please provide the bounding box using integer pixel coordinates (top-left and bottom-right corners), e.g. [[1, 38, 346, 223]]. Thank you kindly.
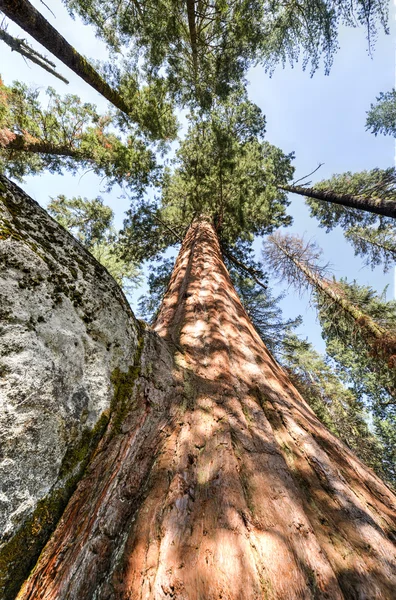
[[1, 183, 395, 598]]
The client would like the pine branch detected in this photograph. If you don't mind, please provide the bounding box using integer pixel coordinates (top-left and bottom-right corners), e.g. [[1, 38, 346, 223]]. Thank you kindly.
[[222, 248, 267, 290]]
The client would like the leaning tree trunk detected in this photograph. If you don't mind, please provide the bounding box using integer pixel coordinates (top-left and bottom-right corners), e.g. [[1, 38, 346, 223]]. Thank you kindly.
[[280, 183, 396, 219], [12, 215, 396, 598], [0, 132, 83, 157], [0, 0, 131, 116]]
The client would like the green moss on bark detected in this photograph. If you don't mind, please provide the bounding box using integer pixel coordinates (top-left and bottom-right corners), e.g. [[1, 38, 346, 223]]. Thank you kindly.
[[0, 411, 109, 600]]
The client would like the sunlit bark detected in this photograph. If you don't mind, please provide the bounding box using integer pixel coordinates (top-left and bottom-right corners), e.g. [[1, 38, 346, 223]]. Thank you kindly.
[[16, 219, 396, 599]]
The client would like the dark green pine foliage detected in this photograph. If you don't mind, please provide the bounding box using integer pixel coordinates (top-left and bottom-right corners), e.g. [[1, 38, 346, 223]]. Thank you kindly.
[[305, 167, 396, 270], [315, 279, 396, 486], [366, 89, 396, 137], [119, 90, 294, 265], [63, 0, 389, 108], [0, 78, 160, 195], [315, 278, 396, 408], [47, 195, 141, 293]]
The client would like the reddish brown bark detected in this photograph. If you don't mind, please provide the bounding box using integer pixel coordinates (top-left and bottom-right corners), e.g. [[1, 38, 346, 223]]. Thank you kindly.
[[17, 219, 396, 599]]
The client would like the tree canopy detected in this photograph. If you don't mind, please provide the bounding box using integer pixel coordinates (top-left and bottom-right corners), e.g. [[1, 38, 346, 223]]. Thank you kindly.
[[120, 90, 294, 266], [0, 78, 160, 195], [63, 0, 389, 107], [366, 89, 396, 137]]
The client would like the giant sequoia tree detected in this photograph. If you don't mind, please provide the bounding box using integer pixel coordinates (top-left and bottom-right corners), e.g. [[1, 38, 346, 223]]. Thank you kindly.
[[1, 0, 396, 598]]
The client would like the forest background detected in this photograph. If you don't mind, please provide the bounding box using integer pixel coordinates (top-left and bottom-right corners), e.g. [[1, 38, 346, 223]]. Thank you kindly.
[[1, 0, 394, 353]]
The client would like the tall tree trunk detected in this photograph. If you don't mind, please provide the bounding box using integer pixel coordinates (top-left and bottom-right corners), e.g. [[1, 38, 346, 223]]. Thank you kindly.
[[0, 0, 131, 116], [280, 183, 396, 219], [186, 0, 199, 78], [0, 27, 69, 83], [270, 234, 387, 341], [15, 218, 396, 599]]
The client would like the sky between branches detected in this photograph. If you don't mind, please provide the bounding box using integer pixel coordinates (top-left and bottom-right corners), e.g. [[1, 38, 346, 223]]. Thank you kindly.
[[1, 0, 395, 352]]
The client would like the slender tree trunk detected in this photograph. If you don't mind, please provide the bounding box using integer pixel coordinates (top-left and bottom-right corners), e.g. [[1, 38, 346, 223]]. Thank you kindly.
[[16, 219, 396, 599], [0, 0, 131, 115], [0, 27, 69, 83], [186, 0, 199, 78], [280, 183, 396, 219], [1, 132, 81, 157], [271, 235, 387, 342]]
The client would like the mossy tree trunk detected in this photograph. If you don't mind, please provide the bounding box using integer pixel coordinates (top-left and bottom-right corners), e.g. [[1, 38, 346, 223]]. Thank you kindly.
[[13, 219, 396, 599]]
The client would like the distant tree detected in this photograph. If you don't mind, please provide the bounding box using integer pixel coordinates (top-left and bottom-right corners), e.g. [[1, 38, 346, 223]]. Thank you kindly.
[[316, 278, 396, 407], [263, 232, 396, 401], [47, 194, 141, 293], [280, 333, 391, 486], [0, 79, 158, 194], [366, 89, 396, 137]]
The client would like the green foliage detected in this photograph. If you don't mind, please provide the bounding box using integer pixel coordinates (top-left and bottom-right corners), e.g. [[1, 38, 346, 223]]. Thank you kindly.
[[120, 92, 294, 264], [306, 167, 396, 230], [226, 259, 302, 355], [137, 257, 176, 322], [345, 224, 396, 272], [280, 334, 393, 486], [366, 89, 396, 137], [315, 279, 396, 409], [0, 78, 159, 194], [63, 0, 389, 108], [374, 416, 396, 486], [64, 0, 267, 106], [47, 195, 141, 292], [96, 63, 178, 142], [161, 93, 293, 241]]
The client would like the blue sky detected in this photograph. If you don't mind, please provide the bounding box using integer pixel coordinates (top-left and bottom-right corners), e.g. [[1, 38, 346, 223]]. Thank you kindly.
[[1, 0, 395, 352]]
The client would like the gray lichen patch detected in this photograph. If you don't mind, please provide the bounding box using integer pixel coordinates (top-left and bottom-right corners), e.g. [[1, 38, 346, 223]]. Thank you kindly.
[[0, 175, 141, 597]]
